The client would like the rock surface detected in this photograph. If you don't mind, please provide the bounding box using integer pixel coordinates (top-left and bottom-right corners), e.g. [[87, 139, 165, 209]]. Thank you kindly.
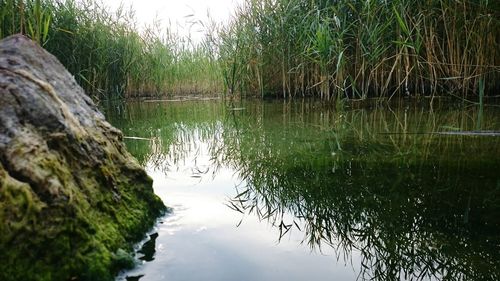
[[0, 35, 165, 281]]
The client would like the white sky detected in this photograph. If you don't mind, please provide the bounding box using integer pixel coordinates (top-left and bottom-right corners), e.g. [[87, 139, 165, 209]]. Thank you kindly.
[[101, 0, 243, 41]]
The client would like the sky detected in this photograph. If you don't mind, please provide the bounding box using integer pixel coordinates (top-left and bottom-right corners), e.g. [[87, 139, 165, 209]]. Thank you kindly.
[[101, 0, 243, 41]]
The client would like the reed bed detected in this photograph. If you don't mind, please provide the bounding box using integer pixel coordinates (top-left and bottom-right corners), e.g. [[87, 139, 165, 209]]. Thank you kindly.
[[217, 0, 500, 100], [2, 0, 498, 101], [0, 0, 222, 99]]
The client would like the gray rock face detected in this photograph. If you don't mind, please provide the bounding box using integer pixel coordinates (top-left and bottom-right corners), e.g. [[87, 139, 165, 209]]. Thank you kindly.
[[0, 35, 165, 281]]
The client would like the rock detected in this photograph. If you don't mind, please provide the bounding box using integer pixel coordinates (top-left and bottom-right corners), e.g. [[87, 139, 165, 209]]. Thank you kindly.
[[0, 35, 166, 281]]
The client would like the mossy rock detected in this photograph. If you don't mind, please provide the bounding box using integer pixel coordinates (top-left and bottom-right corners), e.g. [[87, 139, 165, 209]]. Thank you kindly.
[[0, 35, 166, 280]]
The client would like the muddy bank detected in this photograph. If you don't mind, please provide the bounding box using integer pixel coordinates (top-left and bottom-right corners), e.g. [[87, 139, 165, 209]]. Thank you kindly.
[[0, 35, 165, 281]]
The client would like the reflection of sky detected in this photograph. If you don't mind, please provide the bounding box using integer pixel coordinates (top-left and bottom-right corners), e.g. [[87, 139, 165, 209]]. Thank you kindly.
[[117, 131, 360, 281]]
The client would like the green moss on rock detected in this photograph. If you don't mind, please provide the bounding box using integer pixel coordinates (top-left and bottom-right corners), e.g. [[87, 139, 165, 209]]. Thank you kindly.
[[0, 35, 166, 280]]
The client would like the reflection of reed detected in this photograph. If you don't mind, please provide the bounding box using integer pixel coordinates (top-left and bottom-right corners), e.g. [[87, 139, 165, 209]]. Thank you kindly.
[[141, 123, 226, 177], [229, 159, 500, 280], [218, 102, 500, 281], [105, 100, 500, 281], [145, 137, 168, 173]]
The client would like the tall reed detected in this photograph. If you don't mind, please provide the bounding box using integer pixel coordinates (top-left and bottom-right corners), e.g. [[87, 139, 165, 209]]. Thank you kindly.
[[217, 0, 500, 100], [2, 0, 498, 101], [0, 0, 223, 99]]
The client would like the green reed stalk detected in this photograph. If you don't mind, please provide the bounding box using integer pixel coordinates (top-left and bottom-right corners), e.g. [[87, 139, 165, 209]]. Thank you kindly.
[[0, 0, 223, 100], [2, 0, 497, 101], [217, 0, 500, 101]]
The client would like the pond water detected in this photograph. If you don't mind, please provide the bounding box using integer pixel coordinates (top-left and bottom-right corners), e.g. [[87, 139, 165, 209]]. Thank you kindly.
[[104, 99, 500, 281]]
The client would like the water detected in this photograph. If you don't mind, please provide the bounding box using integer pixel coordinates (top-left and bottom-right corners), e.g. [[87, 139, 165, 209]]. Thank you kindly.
[[104, 99, 500, 281]]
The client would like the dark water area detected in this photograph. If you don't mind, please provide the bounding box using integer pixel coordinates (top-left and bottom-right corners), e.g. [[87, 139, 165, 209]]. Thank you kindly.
[[103, 99, 500, 281]]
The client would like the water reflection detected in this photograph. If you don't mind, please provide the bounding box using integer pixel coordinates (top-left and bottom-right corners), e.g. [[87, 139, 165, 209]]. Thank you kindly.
[[125, 274, 144, 281], [138, 233, 159, 262], [105, 100, 500, 281]]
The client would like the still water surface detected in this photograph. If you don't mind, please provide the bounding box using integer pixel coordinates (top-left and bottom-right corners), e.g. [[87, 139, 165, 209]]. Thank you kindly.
[[104, 100, 500, 281]]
